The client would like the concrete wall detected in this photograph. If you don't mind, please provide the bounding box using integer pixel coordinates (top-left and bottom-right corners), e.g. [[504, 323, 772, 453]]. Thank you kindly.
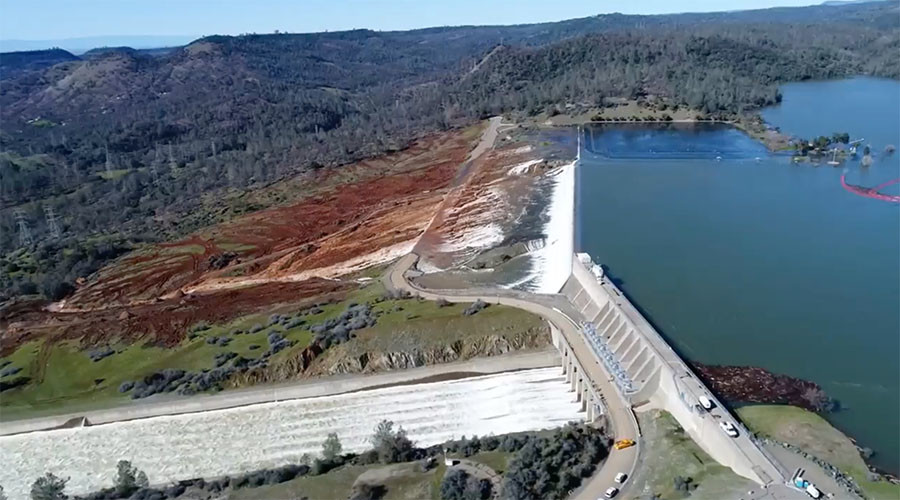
[[551, 323, 605, 422], [565, 254, 784, 485]]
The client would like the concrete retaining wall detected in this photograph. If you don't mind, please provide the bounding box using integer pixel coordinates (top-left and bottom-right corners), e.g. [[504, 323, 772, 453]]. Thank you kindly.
[[565, 254, 784, 485]]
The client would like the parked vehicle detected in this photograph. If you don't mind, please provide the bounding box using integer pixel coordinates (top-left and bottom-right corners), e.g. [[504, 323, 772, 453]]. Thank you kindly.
[[698, 395, 715, 410], [604, 486, 619, 498], [719, 421, 738, 437], [615, 472, 628, 484], [805, 484, 822, 499]]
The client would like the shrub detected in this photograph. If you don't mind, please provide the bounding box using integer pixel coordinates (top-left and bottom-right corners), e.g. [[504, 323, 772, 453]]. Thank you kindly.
[[501, 423, 608, 500], [673, 476, 696, 493], [321, 432, 343, 461], [440, 468, 491, 500], [213, 352, 237, 367], [190, 322, 211, 332], [114, 460, 149, 496], [349, 483, 386, 500], [30, 473, 68, 500], [462, 299, 488, 316], [371, 420, 416, 464], [88, 346, 115, 362]]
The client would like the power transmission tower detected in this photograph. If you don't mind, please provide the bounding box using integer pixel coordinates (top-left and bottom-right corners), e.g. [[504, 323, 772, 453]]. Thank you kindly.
[[14, 209, 33, 247], [150, 144, 161, 186], [44, 205, 62, 239], [105, 145, 113, 175], [168, 143, 177, 170]]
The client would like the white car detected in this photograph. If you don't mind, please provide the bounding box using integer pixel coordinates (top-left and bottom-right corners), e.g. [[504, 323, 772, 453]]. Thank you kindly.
[[698, 395, 715, 411], [615, 472, 628, 484], [604, 486, 619, 498], [806, 484, 822, 499], [720, 421, 739, 438]]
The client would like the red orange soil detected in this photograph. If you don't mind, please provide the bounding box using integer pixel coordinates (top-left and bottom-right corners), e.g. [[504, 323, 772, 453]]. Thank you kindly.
[[2, 280, 351, 354], [2, 127, 479, 352]]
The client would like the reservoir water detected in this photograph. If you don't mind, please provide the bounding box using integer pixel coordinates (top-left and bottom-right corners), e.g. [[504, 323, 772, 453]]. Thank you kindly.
[[577, 77, 900, 473]]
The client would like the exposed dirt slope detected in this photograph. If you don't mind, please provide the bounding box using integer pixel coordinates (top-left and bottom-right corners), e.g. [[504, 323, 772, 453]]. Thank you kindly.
[[61, 128, 475, 309], [2, 280, 351, 353], [415, 124, 560, 271], [2, 126, 480, 352]]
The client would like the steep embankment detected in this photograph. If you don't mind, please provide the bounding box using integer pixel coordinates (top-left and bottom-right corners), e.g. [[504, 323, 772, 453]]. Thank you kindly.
[[306, 323, 549, 376], [233, 301, 551, 385], [2, 126, 479, 353]]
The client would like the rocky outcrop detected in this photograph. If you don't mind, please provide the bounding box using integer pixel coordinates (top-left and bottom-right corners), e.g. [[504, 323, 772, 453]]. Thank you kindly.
[[307, 329, 550, 377], [232, 326, 550, 386]]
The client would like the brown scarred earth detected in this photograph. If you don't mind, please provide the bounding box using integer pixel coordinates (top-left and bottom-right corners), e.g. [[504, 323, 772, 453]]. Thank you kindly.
[[1, 126, 481, 353], [415, 127, 555, 270]]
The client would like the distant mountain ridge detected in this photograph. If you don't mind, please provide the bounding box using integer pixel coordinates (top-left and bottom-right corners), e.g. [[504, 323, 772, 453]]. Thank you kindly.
[[0, 0, 897, 302], [0, 35, 197, 54], [0, 48, 79, 78]]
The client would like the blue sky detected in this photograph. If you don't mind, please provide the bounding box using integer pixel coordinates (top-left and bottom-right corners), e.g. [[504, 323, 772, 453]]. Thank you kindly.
[[2, 0, 818, 40]]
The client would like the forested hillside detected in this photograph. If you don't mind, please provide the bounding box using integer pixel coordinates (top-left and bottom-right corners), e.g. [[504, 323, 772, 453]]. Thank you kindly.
[[1, 0, 898, 302], [457, 23, 898, 117]]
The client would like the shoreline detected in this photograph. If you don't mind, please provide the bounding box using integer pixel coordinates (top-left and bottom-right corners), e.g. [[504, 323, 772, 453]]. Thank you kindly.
[[535, 105, 793, 152]]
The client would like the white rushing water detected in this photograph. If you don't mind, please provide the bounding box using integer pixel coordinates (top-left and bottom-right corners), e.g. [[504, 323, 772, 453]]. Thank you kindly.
[[525, 160, 576, 293], [0, 368, 582, 498]]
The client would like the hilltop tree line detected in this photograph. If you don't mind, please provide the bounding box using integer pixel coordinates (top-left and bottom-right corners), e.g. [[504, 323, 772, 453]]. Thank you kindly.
[[1, 1, 897, 302]]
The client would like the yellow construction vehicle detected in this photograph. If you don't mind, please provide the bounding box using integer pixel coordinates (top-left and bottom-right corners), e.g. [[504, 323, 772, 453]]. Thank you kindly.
[[614, 439, 635, 450]]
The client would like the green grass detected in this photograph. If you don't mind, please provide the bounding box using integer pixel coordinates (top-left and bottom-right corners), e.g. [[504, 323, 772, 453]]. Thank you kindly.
[[158, 243, 205, 255], [468, 450, 511, 475], [230, 464, 372, 500], [631, 410, 755, 500], [1, 279, 546, 421], [215, 241, 257, 253], [0, 312, 313, 420], [229, 460, 449, 500], [737, 405, 900, 500], [28, 118, 57, 127], [98, 168, 131, 180]]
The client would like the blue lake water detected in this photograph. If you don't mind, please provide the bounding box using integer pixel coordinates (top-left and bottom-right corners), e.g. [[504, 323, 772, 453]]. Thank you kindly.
[[577, 77, 900, 473]]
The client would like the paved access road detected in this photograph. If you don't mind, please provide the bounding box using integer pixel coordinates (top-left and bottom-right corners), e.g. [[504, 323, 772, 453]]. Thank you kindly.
[[385, 253, 640, 500]]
